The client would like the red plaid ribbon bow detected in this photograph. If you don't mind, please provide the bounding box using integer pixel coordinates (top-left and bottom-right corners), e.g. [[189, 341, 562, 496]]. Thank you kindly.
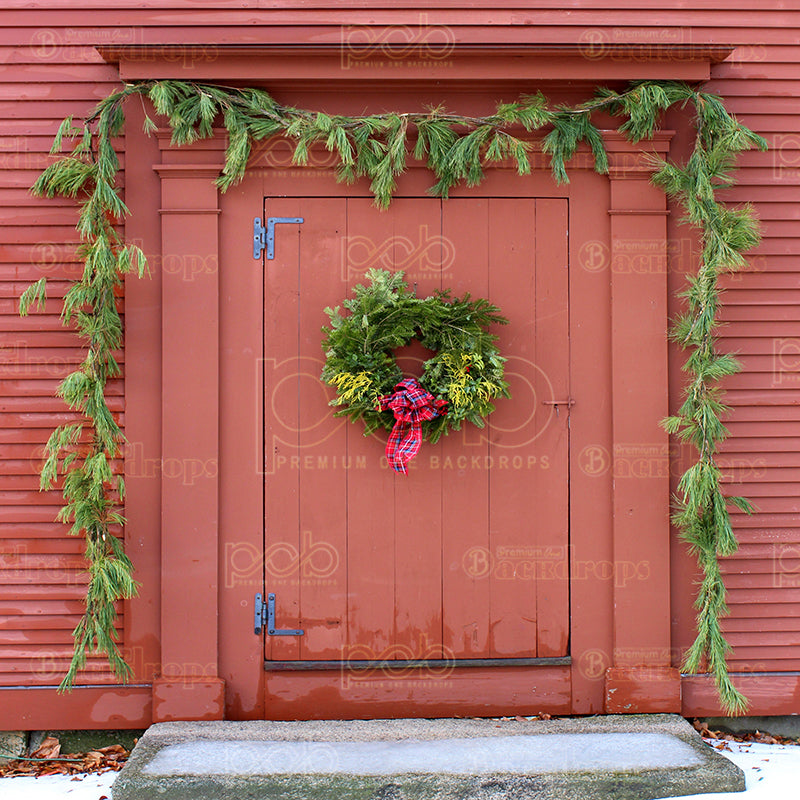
[[378, 378, 448, 474]]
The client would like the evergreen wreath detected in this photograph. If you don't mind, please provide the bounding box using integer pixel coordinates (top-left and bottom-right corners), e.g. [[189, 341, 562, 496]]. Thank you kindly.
[[320, 269, 510, 452], [23, 77, 767, 711]]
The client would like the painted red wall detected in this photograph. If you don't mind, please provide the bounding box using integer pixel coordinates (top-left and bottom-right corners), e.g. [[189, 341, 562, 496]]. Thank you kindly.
[[1, 2, 798, 723]]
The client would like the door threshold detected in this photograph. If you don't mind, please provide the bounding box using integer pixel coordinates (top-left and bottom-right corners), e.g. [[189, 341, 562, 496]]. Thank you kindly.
[[264, 657, 571, 671]]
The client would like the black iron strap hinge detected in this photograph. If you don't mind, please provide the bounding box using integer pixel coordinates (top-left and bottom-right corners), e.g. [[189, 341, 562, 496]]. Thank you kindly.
[[253, 217, 304, 259], [254, 592, 304, 636]]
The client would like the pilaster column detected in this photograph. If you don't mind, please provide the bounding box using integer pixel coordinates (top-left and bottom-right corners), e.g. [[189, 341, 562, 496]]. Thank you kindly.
[[604, 135, 681, 712], [151, 133, 226, 721]]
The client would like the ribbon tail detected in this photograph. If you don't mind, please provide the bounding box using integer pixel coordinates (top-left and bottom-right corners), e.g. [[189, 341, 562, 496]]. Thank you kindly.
[[385, 418, 423, 475]]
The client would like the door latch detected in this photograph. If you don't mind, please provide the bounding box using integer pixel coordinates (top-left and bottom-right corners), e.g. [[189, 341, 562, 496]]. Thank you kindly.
[[253, 217, 304, 259], [542, 398, 575, 417], [254, 592, 304, 636]]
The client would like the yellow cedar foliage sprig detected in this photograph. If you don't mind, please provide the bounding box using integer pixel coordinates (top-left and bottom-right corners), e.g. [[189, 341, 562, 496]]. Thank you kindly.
[[329, 371, 381, 409]]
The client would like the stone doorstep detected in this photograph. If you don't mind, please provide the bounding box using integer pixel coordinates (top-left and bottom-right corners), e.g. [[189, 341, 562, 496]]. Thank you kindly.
[[111, 714, 745, 800]]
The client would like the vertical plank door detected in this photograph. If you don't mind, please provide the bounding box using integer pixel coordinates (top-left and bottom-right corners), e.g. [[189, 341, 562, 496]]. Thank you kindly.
[[263, 196, 569, 670]]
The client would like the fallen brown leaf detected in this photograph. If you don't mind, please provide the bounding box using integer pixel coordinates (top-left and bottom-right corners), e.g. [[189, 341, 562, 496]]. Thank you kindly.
[[30, 736, 61, 759], [693, 718, 799, 747], [0, 740, 131, 778]]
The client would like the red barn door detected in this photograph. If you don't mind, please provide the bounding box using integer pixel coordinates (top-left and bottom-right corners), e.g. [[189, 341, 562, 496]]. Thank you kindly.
[[263, 195, 569, 688]]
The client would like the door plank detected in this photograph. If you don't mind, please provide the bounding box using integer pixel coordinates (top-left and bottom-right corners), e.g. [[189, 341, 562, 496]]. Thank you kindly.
[[264, 198, 303, 661], [391, 198, 445, 662], [343, 198, 398, 663], [297, 199, 349, 658], [487, 198, 539, 657], [441, 198, 493, 658], [534, 199, 571, 658]]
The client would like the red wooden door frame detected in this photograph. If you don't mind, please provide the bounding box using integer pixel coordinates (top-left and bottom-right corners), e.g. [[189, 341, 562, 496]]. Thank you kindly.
[[127, 124, 676, 720]]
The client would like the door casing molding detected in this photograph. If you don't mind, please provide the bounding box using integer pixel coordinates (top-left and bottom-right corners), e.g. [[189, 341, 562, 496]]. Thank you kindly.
[[124, 104, 675, 718]]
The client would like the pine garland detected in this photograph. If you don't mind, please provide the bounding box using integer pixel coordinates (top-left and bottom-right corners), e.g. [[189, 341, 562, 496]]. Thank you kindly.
[[24, 79, 766, 710]]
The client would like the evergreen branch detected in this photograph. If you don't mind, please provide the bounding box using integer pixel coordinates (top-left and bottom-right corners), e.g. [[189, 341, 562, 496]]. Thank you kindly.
[[653, 88, 765, 714], [19, 277, 48, 316], [58, 535, 138, 692], [28, 98, 139, 691]]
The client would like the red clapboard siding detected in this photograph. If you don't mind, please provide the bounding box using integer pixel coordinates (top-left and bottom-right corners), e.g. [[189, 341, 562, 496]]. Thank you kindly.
[[700, 22, 800, 673], [0, 16, 127, 684], [0, 2, 799, 709]]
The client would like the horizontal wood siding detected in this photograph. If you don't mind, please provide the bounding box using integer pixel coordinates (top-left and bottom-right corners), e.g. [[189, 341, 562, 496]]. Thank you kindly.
[[0, 2, 798, 702], [666, 29, 800, 677], [0, 21, 125, 684]]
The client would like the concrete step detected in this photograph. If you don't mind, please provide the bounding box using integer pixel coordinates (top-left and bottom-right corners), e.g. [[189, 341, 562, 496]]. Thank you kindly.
[[112, 714, 744, 800]]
